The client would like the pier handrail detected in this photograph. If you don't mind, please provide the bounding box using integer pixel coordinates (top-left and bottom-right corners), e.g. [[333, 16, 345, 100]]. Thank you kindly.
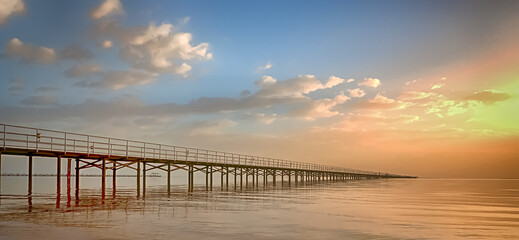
[[0, 123, 404, 177]]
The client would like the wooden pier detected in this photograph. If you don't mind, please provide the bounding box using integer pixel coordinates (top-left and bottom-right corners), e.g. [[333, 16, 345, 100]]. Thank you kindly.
[[0, 123, 414, 197]]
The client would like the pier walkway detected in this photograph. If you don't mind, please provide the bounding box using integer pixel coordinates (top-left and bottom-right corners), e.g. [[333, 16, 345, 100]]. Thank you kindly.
[[0, 123, 413, 196]]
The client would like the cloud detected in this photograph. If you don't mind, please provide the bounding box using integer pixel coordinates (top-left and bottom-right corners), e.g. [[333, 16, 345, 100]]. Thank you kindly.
[[1, 73, 355, 130], [179, 16, 191, 25], [4, 38, 57, 64], [357, 93, 403, 110], [291, 93, 350, 120], [65, 62, 102, 78], [255, 113, 277, 124], [0, 0, 25, 24], [240, 90, 251, 98], [347, 88, 366, 98], [405, 80, 417, 86], [325, 76, 345, 88], [255, 75, 344, 98], [90, 0, 123, 19], [78, 70, 157, 90], [465, 90, 511, 104], [100, 40, 113, 48], [254, 75, 277, 87], [399, 91, 438, 102], [35, 86, 60, 93], [94, 21, 212, 76], [187, 120, 236, 136], [257, 61, 272, 71], [347, 78, 355, 83], [20, 95, 59, 106], [431, 83, 445, 90], [8, 77, 25, 92], [358, 77, 381, 88], [59, 45, 93, 61]]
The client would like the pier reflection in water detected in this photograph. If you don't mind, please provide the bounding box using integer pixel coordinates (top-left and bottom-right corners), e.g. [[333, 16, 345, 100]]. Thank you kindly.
[[1, 178, 518, 240]]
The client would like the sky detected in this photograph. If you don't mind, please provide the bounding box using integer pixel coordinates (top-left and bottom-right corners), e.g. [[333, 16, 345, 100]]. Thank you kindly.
[[1, 0, 518, 178]]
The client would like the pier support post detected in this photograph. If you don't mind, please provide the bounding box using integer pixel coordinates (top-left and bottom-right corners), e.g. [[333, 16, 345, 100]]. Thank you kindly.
[[252, 168, 255, 188], [206, 166, 209, 191], [263, 169, 267, 187], [273, 170, 276, 186], [281, 171, 284, 187], [143, 162, 147, 195], [210, 166, 213, 191], [57, 156, 61, 193], [67, 158, 71, 206], [112, 162, 116, 195], [246, 168, 249, 188], [190, 165, 194, 192], [136, 161, 141, 197], [0, 153, 2, 192], [234, 167, 237, 190], [289, 171, 291, 187], [167, 162, 171, 195], [240, 168, 243, 189], [220, 168, 224, 189], [187, 165, 192, 192], [101, 158, 106, 197], [256, 168, 259, 188], [75, 158, 80, 197], [28, 155, 33, 195], [226, 167, 229, 190]]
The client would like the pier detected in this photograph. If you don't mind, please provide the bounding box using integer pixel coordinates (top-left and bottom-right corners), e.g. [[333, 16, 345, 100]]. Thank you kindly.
[[0, 123, 414, 197]]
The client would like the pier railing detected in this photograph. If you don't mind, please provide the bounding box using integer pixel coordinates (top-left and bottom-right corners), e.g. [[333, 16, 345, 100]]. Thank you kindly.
[[0, 123, 396, 176]]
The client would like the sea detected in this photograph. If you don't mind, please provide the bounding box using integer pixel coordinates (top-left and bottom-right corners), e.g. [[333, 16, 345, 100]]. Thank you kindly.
[[0, 176, 518, 240]]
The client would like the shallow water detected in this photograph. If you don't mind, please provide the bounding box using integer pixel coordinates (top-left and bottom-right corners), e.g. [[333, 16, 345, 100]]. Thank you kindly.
[[0, 177, 518, 240]]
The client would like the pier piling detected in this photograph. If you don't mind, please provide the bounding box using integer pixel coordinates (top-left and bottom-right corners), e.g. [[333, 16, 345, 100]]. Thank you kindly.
[[28, 155, 32, 195]]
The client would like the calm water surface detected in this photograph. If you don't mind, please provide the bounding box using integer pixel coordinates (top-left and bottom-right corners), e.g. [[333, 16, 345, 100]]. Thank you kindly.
[[0, 177, 518, 240]]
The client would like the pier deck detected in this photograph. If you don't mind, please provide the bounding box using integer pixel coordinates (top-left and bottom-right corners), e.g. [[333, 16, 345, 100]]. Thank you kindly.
[[0, 123, 414, 196]]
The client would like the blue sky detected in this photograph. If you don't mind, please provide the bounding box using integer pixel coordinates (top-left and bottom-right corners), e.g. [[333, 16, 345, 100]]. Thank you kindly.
[[2, 0, 516, 105], [1, 0, 519, 177]]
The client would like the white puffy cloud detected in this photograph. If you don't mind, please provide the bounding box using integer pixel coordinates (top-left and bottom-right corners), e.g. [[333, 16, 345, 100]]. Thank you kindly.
[[291, 93, 350, 120], [90, 0, 123, 19], [94, 21, 212, 76], [0, 0, 25, 24], [254, 75, 277, 87], [79, 70, 157, 90], [65, 63, 101, 78], [346, 78, 355, 83], [347, 88, 366, 98], [256, 75, 345, 99], [325, 76, 345, 88], [4, 38, 57, 64], [129, 23, 172, 45], [370, 93, 395, 104], [357, 93, 403, 110], [257, 61, 272, 71], [358, 77, 381, 88]]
